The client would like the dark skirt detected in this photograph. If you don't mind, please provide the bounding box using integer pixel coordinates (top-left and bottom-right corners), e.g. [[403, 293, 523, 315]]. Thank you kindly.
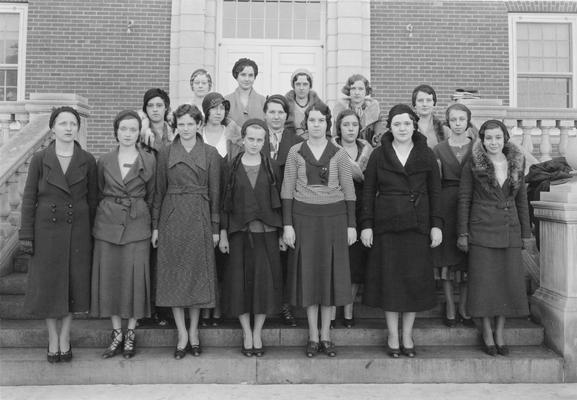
[[287, 201, 352, 307], [91, 239, 151, 319], [364, 231, 436, 312], [349, 237, 368, 284], [467, 245, 529, 317], [223, 231, 282, 316], [432, 185, 467, 270]]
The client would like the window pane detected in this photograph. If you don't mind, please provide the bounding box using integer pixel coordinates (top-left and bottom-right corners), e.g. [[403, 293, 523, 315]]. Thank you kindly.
[[265, 2, 278, 22], [518, 77, 570, 108], [237, 1, 250, 19], [279, 19, 291, 39], [293, 2, 306, 20], [6, 69, 17, 86], [237, 19, 250, 37], [265, 18, 277, 39], [223, 18, 236, 38], [6, 39, 18, 64], [6, 87, 16, 101], [293, 19, 306, 39], [251, 18, 264, 38], [0, 70, 4, 86], [307, 19, 320, 40], [223, 1, 235, 19], [251, 1, 264, 19]]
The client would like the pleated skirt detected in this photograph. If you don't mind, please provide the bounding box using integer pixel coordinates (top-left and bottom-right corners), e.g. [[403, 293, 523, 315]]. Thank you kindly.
[[91, 239, 151, 319]]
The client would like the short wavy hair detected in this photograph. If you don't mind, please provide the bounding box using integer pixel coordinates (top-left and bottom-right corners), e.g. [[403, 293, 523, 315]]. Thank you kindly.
[[171, 104, 203, 130], [411, 84, 437, 106], [304, 100, 332, 134], [342, 74, 372, 96], [232, 58, 259, 79]]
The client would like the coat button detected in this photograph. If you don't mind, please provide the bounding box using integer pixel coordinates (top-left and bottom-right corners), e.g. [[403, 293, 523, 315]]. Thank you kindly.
[[52, 218, 57, 222], [67, 219, 72, 224], [51, 209, 56, 213], [68, 204, 73, 208], [68, 211, 73, 216]]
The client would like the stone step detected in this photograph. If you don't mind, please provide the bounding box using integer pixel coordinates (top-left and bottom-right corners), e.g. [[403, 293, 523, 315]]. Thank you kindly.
[[12, 254, 29, 273], [0, 272, 27, 294], [0, 345, 563, 385], [0, 294, 25, 319], [0, 318, 543, 348]]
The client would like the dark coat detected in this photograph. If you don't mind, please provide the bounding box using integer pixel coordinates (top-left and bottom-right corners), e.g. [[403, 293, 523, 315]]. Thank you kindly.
[[457, 141, 531, 248], [92, 147, 156, 245], [262, 125, 304, 178], [360, 131, 443, 235], [20, 141, 98, 317]]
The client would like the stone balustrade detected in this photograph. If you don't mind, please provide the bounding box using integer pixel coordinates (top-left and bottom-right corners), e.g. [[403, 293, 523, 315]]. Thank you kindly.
[[0, 94, 90, 276]]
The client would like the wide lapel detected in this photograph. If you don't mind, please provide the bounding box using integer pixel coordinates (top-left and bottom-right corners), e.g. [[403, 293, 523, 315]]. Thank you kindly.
[[66, 142, 88, 188], [104, 147, 127, 188], [122, 151, 145, 186], [43, 142, 71, 194]]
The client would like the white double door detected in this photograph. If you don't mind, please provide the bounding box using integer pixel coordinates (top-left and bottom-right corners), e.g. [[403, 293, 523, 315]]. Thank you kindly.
[[217, 42, 324, 99]]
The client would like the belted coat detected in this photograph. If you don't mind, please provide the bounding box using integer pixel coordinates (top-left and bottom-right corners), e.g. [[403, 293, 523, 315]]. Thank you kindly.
[[19, 141, 98, 317]]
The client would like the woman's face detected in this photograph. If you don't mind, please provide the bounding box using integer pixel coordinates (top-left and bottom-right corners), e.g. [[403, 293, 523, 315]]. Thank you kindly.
[[349, 80, 367, 105], [236, 66, 255, 91], [294, 75, 311, 100], [52, 112, 78, 143], [264, 102, 287, 131], [243, 125, 266, 156], [448, 109, 468, 136], [483, 127, 505, 156], [339, 115, 359, 144], [176, 114, 199, 141], [208, 103, 226, 126], [307, 110, 328, 139], [390, 113, 414, 144], [146, 96, 166, 124], [414, 91, 435, 117], [117, 118, 140, 148], [192, 74, 210, 98]]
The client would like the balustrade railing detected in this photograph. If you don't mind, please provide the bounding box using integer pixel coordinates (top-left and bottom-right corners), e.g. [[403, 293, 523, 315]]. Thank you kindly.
[[0, 103, 30, 148]]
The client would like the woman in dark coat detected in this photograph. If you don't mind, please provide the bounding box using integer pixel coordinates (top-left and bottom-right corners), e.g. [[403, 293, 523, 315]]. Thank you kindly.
[[19, 106, 98, 363], [151, 104, 221, 359], [219, 119, 284, 357], [457, 120, 531, 356], [91, 110, 156, 359], [432, 103, 475, 327], [361, 104, 442, 358]]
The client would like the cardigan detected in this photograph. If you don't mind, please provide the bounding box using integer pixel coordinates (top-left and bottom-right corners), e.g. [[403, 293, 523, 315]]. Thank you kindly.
[[457, 140, 531, 248], [360, 131, 443, 235]]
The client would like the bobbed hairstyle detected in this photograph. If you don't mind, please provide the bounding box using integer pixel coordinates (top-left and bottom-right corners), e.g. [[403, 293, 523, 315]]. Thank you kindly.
[[304, 100, 332, 134], [49, 106, 81, 130], [171, 104, 204, 130], [232, 58, 259, 79], [387, 104, 419, 133], [142, 88, 170, 120], [113, 110, 142, 142], [411, 84, 437, 106], [478, 119, 510, 147], [341, 74, 372, 96], [189, 68, 213, 92], [334, 109, 360, 139], [263, 94, 289, 114], [445, 103, 473, 129]]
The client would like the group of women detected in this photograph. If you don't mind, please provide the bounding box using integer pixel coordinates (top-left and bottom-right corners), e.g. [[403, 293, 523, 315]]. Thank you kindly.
[[19, 58, 531, 364]]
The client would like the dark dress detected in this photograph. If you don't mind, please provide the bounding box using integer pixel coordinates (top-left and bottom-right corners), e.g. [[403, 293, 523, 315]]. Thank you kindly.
[[19, 141, 98, 318], [152, 135, 221, 308], [361, 132, 442, 312], [432, 139, 472, 281], [458, 141, 530, 317], [91, 148, 156, 319], [221, 155, 283, 316]]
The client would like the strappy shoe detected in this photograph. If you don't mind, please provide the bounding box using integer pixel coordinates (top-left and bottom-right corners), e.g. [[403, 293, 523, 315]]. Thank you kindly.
[[305, 341, 319, 358], [400, 345, 416, 358], [59, 344, 73, 362], [174, 345, 188, 360], [190, 343, 202, 357], [320, 340, 337, 357], [241, 344, 253, 357], [47, 348, 60, 363], [123, 329, 136, 359], [280, 304, 297, 327], [386, 343, 401, 358], [102, 329, 123, 359]]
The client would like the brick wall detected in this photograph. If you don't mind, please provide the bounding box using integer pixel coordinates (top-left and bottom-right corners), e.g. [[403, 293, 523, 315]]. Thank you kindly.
[[370, 0, 510, 115], [26, 0, 171, 156]]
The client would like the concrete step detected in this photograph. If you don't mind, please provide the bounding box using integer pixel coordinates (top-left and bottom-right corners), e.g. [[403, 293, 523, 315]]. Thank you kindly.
[[0, 318, 543, 348], [0, 294, 25, 319], [0, 345, 563, 385], [0, 272, 27, 294], [12, 254, 29, 273]]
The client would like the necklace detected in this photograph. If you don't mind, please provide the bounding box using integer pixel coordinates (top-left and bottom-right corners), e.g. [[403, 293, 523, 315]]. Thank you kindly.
[[56, 153, 73, 158]]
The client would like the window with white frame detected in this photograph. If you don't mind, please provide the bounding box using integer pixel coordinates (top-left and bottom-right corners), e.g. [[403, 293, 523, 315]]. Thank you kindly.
[[0, 3, 27, 102], [222, 0, 321, 40], [509, 14, 577, 108]]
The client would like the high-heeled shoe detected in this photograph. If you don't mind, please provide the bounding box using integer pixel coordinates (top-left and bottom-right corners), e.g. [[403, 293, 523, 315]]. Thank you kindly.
[[320, 340, 337, 357], [241, 344, 253, 357], [496, 344, 510, 356], [252, 346, 265, 357], [47, 348, 60, 363], [458, 312, 475, 327], [343, 318, 355, 328], [211, 316, 222, 327], [400, 344, 416, 358], [443, 303, 457, 327], [305, 340, 319, 357], [102, 329, 123, 359], [59, 344, 73, 362], [482, 335, 497, 356], [174, 344, 188, 360], [190, 342, 202, 357], [123, 329, 136, 359], [386, 343, 400, 358]]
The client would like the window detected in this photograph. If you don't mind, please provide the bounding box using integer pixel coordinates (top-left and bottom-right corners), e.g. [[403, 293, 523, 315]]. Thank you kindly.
[[222, 0, 321, 40], [0, 3, 27, 102], [509, 14, 577, 108]]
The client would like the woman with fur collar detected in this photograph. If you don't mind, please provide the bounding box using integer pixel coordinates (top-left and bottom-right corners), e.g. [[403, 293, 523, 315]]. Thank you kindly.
[[332, 74, 386, 147], [457, 120, 531, 357], [285, 69, 322, 138], [334, 109, 372, 328]]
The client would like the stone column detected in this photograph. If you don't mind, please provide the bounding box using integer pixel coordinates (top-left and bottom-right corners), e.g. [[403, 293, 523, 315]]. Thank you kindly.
[[532, 165, 577, 381]]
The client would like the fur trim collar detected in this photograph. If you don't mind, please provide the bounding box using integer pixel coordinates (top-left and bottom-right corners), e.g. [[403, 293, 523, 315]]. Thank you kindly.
[[224, 120, 243, 146], [471, 140, 525, 191]]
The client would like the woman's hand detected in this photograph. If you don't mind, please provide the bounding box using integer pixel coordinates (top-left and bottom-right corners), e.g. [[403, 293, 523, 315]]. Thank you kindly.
[[430, 227, 442, 248], [360, 228, 373, 248], [151, 230, 159, 248], [219, 230, 229, 254], [347, 227, 357, 246], [213, 234, 220, 248], [283, 225, 296, 249], [457, 235, 468, 253], [522, 238, 534, 251], [279, 236, 287, 251], [19, 240, 34, 256]]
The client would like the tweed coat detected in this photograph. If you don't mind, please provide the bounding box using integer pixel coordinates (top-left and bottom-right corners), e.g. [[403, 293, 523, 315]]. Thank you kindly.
[[20, 141, 98, 317], [360, 131, 443, 235], [457, 140, 531, 248]]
